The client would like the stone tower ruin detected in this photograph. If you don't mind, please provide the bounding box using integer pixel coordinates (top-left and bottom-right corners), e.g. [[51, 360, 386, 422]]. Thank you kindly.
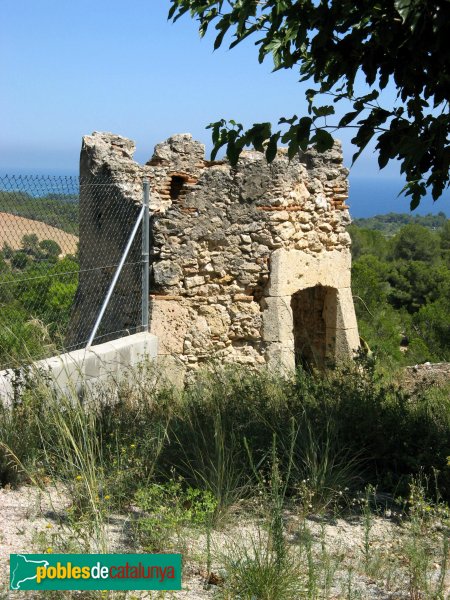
[[67, 132, 359, 378]]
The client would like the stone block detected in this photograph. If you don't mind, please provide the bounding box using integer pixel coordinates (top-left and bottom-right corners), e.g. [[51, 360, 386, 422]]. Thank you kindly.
[[261, 296, 294, 343], [149, 300, 190, 354], [265, 342, 295, 373], [266, 248, 352, 297], [153, 260, 183, 287]]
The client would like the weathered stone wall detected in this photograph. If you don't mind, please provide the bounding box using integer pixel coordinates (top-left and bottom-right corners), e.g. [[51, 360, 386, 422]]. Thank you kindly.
[[67, 132, 359, 378], [65, 135, 145, 347]]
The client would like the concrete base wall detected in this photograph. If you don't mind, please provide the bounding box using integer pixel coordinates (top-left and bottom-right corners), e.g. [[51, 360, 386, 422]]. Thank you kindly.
[[0, 332, 158, 404]]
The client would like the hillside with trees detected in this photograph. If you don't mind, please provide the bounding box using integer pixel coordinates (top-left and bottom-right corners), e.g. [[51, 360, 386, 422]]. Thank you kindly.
[[0, 234, 78, 368], [353, 212, 448, 236], [0, 191, 79, 235], [349, 218, 450, 365]]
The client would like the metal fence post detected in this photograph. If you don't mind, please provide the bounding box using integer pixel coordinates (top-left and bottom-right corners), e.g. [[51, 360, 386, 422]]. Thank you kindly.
[[86, 204, 145, 349], [142, 180, 150, 333]]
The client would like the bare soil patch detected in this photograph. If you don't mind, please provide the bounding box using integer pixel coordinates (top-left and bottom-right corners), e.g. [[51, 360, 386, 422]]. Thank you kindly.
[[0, 212, 78, 255], [1, 485, 448, 599], [401, 362, 450, 392]]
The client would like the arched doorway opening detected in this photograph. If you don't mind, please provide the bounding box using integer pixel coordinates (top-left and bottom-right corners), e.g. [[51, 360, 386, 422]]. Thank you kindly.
[[290, 285, 337, 369]]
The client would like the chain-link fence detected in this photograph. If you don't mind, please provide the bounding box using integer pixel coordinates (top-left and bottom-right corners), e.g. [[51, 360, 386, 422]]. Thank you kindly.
[[0, 175, 147, 371]]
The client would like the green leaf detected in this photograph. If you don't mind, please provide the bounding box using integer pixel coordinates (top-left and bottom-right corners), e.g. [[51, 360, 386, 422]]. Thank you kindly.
[[410, 196, 420, 210], [265, 133, 280, 163], [226, 140, 240, 165], [312, 129, 334, 152], [312, 105, 335, 118], [214, 28, 227, 50], [394, 0, 422, 30], [168, 3, 178, 20], [246, 122, 272, 152], [297, 117, 312, 148], [338, 111, 360, 128], [287, 141, 299, 160]]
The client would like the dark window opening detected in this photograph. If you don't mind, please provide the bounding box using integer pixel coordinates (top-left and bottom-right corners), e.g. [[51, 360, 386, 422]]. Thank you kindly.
[[170, 175, 187, 201]]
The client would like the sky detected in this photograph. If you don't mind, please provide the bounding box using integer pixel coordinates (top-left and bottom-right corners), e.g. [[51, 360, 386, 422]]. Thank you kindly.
[[1, 0, 448, 216]]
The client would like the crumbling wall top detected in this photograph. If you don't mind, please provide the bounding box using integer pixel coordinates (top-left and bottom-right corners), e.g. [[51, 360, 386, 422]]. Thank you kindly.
[[71, 130, 360, 375], [147, 134, 205, 175]]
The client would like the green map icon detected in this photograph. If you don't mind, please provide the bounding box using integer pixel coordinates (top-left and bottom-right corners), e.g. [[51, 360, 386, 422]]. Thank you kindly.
[[10, 554, 50, 590]]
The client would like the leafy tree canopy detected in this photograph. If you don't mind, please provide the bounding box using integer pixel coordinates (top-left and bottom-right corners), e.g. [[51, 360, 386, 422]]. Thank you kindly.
[[440, 220, 450, 250], [387, 260, 448, 312], [353, 211, 448, 235], [21, 234, 40, 256], [391, 223, 439, 262], [349, 220, 450, 362], [169, 0, 450, 208], [347, 225, 387, 260], [39, 239, 62, 260]]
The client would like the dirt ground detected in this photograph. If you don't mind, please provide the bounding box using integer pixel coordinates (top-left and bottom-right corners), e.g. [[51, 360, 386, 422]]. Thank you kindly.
[[401, 362, 450, 392], [0, 212, 78, 256], [1, 484, 448, 599]]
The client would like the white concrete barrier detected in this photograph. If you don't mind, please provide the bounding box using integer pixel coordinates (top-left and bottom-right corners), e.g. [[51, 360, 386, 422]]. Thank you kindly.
[[0, 332, 158, 404]]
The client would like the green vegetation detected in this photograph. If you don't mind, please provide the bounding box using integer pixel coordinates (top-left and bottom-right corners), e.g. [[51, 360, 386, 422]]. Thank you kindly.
[[349, 217, 450, 365], [353, 211, 448, 236], [0, 234, 78, 368], [0, 201, 448, 597], [2, 363, 450, 506], [134, 480, 217, 553], [1, 364, 449, 598], [0, 191, 79, 234], [170, 0, 450, 207]]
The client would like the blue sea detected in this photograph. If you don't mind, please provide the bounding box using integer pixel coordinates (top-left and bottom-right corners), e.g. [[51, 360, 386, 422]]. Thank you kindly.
[[348, 176, 449, 218], [0, 170, 448, 219]]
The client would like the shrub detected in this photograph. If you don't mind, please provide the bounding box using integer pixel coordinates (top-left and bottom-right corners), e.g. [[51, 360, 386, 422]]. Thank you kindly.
[[134, 479, 217, 552], [1, 361, 449, 505]]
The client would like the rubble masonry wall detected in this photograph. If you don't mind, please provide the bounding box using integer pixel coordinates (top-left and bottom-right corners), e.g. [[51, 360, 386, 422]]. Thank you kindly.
[[67, 132, 359, 381]]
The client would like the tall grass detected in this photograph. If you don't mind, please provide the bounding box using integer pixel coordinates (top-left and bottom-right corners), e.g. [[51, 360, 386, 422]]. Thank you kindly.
[[1, 360, 450, 506], [0, 369, 173, 554], [1, 361, 449, 599]]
